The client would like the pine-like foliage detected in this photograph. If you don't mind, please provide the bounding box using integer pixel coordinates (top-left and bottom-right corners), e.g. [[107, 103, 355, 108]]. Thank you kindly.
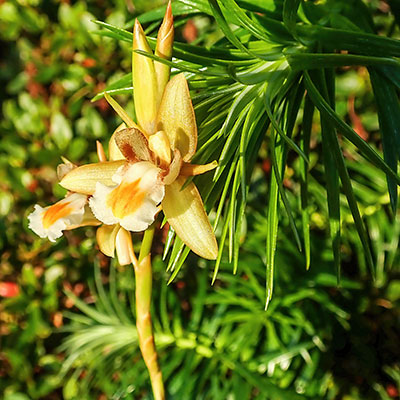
[[93, 0, 400, 302]]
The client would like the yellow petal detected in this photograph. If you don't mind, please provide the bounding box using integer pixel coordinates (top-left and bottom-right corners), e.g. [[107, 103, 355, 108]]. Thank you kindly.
[[109, 123, 127, 161], [59, 160, 126, 195], [114, 127, 152, 163], [180, 160, 218, 176], [96, 224, 120, 257], [104, 93, 139, 130], [162, 176, 218, 259], [155, 1, 174, 105], [133, 19, 158, 135], [157, 73, 197, 162]]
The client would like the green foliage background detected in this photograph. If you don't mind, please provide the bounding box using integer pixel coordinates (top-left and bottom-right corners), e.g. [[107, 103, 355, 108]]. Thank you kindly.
[[0, 0, 399, 399]]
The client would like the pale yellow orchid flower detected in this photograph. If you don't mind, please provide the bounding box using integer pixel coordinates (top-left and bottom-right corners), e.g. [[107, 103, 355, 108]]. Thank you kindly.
[[60, 74, 218, 260], [28, 2, 218, 261]]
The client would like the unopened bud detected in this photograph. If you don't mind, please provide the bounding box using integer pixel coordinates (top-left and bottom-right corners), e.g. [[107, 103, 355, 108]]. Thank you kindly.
[[155, 1, 174, 105], [133, 19, 158, 135]]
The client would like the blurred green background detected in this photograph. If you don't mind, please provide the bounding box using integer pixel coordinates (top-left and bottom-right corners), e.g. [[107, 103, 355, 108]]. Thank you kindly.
[[0, 0, 399, 399]]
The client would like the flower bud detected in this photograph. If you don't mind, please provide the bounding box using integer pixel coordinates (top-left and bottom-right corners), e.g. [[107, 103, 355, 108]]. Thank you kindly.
[[133, 19, 158, 135], [155, 1, 174, 106]]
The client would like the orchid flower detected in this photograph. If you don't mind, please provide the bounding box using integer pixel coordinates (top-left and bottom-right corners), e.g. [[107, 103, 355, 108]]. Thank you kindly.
[[28, 3, 218, 261], [59, 72, 218, 260]]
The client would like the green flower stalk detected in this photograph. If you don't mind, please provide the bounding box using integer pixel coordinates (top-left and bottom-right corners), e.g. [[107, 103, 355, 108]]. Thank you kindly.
[[135, 227, 164, 400], [119, 224, 164, 399], [135, 254, 164, 399]]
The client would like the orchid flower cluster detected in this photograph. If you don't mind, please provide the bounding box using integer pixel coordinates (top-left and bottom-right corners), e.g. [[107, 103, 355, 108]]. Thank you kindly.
[[28, 3, 218, 263]]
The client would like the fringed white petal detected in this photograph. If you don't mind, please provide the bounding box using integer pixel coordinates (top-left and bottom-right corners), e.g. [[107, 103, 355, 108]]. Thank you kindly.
[[28, 193, 87, 242], [89, 161, 165, 232]]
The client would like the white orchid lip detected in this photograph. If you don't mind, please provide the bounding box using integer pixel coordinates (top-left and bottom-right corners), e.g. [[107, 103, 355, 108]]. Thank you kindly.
[[89, 161, 165, 232], [28, 193, 87, 242]]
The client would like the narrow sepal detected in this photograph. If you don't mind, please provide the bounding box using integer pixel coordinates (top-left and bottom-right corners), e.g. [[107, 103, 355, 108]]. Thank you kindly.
[[57, 161, 76, 181]]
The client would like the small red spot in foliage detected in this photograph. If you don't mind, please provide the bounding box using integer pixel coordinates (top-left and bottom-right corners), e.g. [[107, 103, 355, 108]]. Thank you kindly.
[[386, 384, 398, 398], [25, 62, 37, 78], [52, 312, 63, 328], [0, 282, 20, 298], [96, 98, 109, 114], [27, 81, 46, 98], [348, 96, 368, 140], [73, 283, 84, 295], [82, 58, 96, 68], [176, 281, 186, 290], [65, 298, 74, 308], [262, 159, 271, 174], [183, 20, 198, 43], [27, 180, 39, 193]]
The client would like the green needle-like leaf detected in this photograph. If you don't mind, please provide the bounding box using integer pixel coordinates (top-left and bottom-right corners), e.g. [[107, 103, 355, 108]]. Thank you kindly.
[[283, 0, 301, 35], [300, 95, 313, 270], [208, 0, 255, 58], [369, 68, 400, 212], [218, 0, 271, 42], [92, 73, 133, 101], [305, 71, 375, 277], [287, 53, 400, 71], [265, 128, 281, 310], [297, 25, 400, 57], [303, 71, 400, 187], [320, 113, 341, 283]]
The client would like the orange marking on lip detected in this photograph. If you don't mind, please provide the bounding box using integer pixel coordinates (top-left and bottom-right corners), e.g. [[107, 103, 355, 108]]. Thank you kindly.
[[106, 179, 145, 219], [43, 202, 72, 229]]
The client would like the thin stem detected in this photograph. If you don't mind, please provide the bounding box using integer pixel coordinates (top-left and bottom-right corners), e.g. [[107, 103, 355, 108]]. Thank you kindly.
[[139, 224, 156, 262], [132, 223, 165, 400]]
